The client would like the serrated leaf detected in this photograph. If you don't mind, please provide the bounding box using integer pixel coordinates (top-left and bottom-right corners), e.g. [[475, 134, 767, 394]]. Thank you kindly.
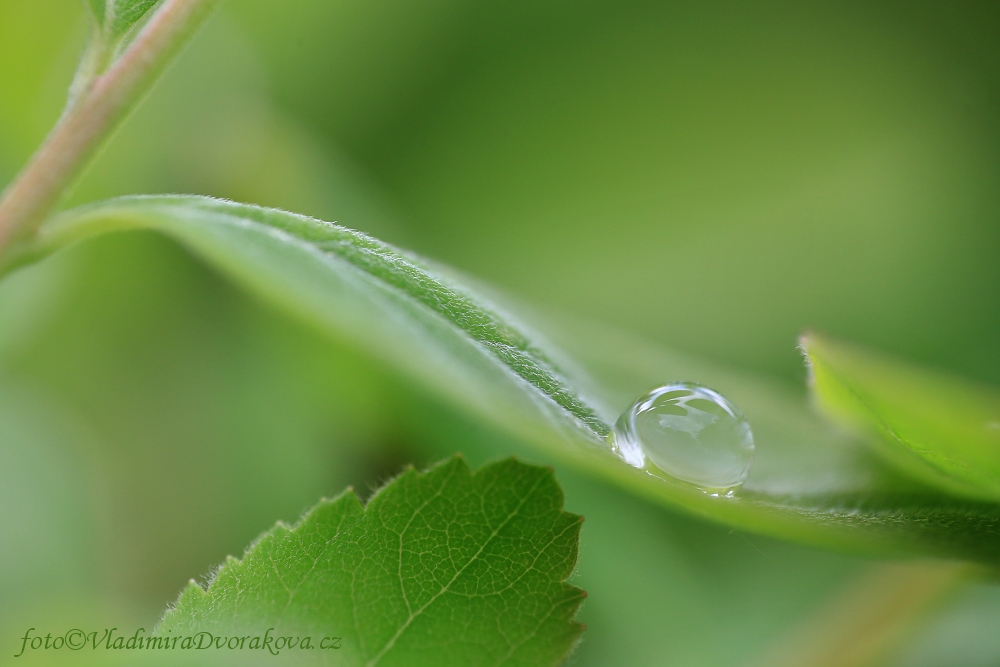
[[157, 456, 585, 667], [801, 333, 1000, 502], [5, 195, 1000, 564]]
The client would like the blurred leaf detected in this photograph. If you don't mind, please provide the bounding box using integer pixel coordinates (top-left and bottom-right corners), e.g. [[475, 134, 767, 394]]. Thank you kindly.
[[802, 333, 1000, 502], [84, 0, 105, 23], [0, 379, 98, 601], [159, 456, 585, 666], [5, 195, 1000, 565], [887, 579, 1000, 667]]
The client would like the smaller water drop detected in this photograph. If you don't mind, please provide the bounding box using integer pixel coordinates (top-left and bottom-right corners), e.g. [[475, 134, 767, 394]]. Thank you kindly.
[[608, 382, 754, 494]]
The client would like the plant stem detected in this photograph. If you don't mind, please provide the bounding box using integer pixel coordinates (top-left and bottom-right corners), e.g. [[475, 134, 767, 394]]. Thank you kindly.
[[0, 0, 219, 254], [750, 561, 978, 667]]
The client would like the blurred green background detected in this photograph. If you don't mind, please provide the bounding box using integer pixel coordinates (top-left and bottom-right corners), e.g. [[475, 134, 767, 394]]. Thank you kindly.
[[1, 1, 999, 665]]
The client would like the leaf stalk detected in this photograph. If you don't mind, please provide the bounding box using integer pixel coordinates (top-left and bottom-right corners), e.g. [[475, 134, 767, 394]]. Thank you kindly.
[[0, 0, 219, 255]]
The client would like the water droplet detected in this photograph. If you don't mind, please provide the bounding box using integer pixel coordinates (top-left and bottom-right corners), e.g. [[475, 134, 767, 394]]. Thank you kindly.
[[608, 382, 754, 494]]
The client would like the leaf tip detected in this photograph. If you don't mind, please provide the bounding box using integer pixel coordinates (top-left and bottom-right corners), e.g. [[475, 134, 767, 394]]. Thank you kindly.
[[798, 330, 830, 387]]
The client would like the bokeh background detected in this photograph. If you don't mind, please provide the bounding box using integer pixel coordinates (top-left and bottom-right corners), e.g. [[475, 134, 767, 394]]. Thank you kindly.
[[2, 1, 1000, 665]]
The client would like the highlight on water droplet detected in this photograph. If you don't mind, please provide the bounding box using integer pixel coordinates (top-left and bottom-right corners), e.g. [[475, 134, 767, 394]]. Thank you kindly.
[[608, 382, 754, 495]]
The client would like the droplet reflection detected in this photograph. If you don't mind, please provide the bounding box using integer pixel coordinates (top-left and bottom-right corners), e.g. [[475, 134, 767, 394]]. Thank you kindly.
[[608, 382, 754, 494]]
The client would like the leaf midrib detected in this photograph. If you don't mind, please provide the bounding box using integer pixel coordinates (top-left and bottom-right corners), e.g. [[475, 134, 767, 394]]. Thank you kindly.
[[36, 196, 610, 439], [365, 469, 548, 666]]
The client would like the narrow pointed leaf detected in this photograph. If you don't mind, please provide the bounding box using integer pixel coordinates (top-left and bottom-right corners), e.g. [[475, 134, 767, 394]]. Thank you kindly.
[[157, 456, 585, 667], [802, 333, 1000, 501], [5, 195, 1000, 564]]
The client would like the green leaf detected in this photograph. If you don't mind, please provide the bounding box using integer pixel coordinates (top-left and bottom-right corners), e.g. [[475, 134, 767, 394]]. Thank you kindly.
[[107, 0, 161, 41], [801, 333, 1000, 502], [4, 196, 606, 444], [69, 0, 184, 109], [157, 456, 585, 666], [6, 195, 1000, 564], [86, 0, 161, 41], [84, 0, 106, 24], [72, 0, 167, 107]]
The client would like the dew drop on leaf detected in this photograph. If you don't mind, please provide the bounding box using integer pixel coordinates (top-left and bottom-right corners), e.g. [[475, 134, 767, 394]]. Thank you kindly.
[[608, 382, 754, 495]]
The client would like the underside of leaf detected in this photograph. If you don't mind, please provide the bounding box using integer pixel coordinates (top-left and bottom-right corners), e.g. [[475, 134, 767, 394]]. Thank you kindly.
[[5, 195, 1000, 564]]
